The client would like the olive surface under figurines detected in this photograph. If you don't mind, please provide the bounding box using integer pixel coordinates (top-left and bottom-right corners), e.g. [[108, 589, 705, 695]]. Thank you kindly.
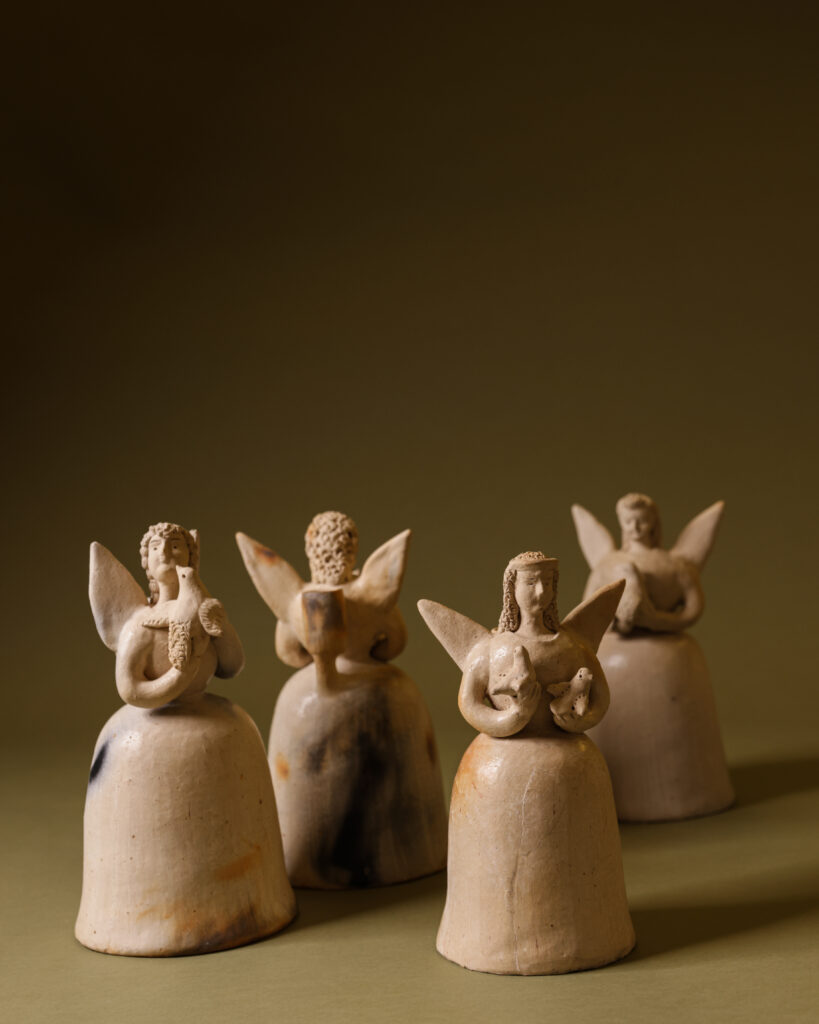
[[418, 553, 634, 976], [76, 523, 296, 956], [572, 495, 734, 822], [236, 513, 447, 889]]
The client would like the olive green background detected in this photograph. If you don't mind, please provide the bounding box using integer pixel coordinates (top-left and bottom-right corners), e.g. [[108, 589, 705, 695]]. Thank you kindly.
[[4, 4, 818, 1022]]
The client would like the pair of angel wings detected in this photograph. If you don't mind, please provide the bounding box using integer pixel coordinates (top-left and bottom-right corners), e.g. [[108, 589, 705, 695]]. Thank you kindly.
[[235, 528, 410, 624], [89, 542, 150, 651], [418, 579, 625, 672], [572, 500, 724, 570]]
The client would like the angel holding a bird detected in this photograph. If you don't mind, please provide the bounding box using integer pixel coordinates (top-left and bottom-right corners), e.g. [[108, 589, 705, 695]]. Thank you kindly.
[[572, 494, 734, 823], [76, 522, 295, 957], [419, 551, 635, 976]]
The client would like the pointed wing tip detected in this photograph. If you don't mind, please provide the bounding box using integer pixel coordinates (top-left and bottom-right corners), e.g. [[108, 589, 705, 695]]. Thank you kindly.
[[562, 578, 625, 653], [236, 531, 280, 562], [570, 503, 615, 568], [380, 527, 412, 555], [416, 599, 489, 670]]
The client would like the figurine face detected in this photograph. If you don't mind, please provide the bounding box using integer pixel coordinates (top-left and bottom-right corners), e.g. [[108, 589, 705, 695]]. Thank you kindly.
[[618, 507, 656, 548], [147, 532, 191, 585], [514, 568, 555, 622]]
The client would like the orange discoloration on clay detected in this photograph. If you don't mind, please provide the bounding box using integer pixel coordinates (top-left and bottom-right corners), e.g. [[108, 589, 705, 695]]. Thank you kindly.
[[274, 752, 290, 779], [452, 740, 482, 801], [214, 844, 263, 882]]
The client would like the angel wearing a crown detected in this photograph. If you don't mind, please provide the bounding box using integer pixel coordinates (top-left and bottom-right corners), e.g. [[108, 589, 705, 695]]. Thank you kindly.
[[237, 512, 447, 890], [418, 552, 635, 976], [572, 495, 734, 822]]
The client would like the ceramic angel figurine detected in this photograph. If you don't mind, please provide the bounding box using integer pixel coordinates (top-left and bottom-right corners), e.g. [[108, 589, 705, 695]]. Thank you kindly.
[[572, 494, 734, 821], [236, 512, 447, 889], [418, 552, 634, 975], [76, 523, 296, 956]]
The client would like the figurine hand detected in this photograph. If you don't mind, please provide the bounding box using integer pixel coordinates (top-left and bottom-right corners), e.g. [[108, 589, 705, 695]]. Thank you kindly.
[[614, 563, 643, 635], [199, 598, 226, 637], [548, 667, 592, 728]]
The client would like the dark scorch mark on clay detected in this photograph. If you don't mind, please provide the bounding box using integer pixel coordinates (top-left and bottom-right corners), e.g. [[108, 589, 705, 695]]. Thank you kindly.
[[312, 688, 419, 888], [306, 737, 329, 775], [89, 742, 108, 784]]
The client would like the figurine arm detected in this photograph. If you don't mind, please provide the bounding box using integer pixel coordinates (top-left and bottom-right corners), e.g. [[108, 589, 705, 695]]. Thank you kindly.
[[115, 618, 200, 709], [458, 646, 540, 738], [370, 608, 408, 662], [212, 617, 245, 678], [634, 563, 704, 632], [275, 620, 312, 667]]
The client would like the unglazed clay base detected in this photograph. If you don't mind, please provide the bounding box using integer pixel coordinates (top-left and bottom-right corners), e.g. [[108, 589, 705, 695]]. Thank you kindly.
[[591, 631, 734, 822], [438, 732, 635, 974], [76, 695, 297, 956], [269, 660, 447, 888]]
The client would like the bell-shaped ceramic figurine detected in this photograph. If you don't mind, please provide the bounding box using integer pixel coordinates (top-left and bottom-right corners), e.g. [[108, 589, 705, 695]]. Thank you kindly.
[[237, 512, 447, 888], [419, 552, 634, 975], [76, 523, 296, 956], [572, 495, 734, 821]]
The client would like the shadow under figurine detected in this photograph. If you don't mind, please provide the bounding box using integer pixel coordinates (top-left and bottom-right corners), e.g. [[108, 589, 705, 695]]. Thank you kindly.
[[236, 512, 447, 889], [419, 552, 634, 975], [572, 494, 734, 822], [76, 522, 296, 956]]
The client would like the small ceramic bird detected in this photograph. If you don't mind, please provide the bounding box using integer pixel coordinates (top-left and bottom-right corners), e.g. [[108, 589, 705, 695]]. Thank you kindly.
[[547, 667, 593, 719], [143, 566, 223, 669]]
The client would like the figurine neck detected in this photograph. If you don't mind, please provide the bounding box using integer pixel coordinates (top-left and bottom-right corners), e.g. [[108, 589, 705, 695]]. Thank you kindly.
[[155, 578, 180, 604], [517, 608, 556, 637], [622, 539, 654, 554]]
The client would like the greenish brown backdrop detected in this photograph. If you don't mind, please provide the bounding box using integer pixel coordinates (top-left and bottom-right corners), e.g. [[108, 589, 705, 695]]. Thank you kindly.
[[4, 4, 818, 1022]]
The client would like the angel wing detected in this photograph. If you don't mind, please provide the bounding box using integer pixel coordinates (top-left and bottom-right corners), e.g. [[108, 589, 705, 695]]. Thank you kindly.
[[235, 532, 305, 621], [417, 599, 490, 671], [571, 504, 617, 569], [349, 529, 410, 610], [671, 501, 724, 569], [561, 579, 626, 654], [89, 542, 148, 651]]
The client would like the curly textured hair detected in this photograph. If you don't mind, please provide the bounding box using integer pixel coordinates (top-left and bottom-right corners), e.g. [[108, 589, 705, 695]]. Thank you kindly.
[[305, 511, 359, 585], [140, 522, 199, 605], [498, 551, 560, 633], [615, 492, 661, 547]]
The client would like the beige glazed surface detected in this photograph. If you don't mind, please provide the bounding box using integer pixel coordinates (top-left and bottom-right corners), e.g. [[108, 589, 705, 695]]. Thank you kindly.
[[419, 552, 635, 975], [237, 512, 447, 888], [76, 523, 296, 956], [574, 495, 734, 821]]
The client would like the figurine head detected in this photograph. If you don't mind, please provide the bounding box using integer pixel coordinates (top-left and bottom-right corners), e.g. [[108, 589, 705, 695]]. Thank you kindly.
[[498, 551, 560, 633], [305, 511, 359, 585], [140, 522, 199, 604], [616, 493, 661, 549]]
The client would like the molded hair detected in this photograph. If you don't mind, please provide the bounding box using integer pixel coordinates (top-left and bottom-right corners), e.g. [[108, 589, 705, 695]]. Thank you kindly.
[[498, 551, 560, 633], [305, 511, 359, 585]]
